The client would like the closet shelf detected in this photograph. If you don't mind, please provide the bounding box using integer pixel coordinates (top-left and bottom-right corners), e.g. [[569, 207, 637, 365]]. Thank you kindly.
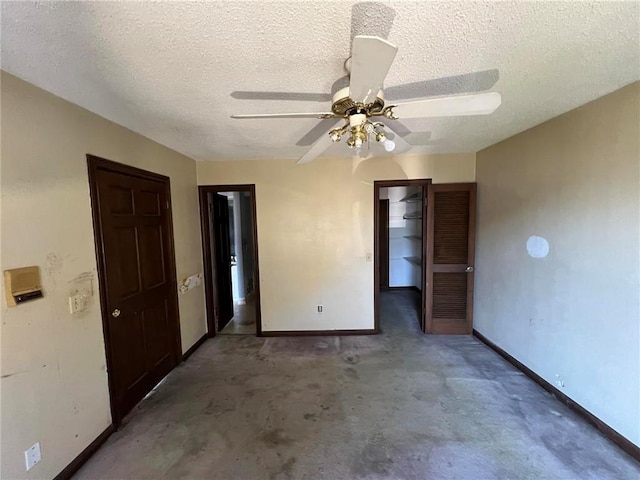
[[399, 192, 422, 203], [402, 212, 422, 220], [403, 256, 422, 266], [403, 235, 422, 241]]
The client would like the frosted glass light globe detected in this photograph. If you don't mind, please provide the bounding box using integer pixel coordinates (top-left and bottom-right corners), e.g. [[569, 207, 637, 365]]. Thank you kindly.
[[384, 139, 396, 152]]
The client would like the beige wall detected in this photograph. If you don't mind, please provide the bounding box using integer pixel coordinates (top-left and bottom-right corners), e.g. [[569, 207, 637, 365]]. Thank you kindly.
[[0, 72, 206, 479], [475, 82, 640, 446], [197, 153, 475, 332]]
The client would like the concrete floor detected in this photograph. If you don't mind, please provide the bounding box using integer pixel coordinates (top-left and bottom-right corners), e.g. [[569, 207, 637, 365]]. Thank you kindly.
[[220, 300, 256, 335], [75, 291, 640, 479]]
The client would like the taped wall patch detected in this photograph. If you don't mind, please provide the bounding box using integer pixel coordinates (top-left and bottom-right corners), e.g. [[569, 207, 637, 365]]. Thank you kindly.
[[527, 235, 549, 258]]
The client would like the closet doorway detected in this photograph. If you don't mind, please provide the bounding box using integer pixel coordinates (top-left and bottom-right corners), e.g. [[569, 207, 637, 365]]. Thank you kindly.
[[375, 180, 429, 334], [374, 180, 477, 334], [199, 185, 262, 336]]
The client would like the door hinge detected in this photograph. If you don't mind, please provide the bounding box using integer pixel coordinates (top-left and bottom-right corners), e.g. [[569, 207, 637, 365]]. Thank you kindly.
[[166, 200, 170, 209]]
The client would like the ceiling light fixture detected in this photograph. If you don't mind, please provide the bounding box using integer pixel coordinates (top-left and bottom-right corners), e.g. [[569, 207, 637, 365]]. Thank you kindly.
[[329, 130, 342, 142], [331, 119, 397, 151]]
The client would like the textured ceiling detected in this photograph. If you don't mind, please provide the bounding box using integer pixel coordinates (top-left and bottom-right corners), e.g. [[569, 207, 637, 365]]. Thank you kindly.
[[2, 1, 639, 161]]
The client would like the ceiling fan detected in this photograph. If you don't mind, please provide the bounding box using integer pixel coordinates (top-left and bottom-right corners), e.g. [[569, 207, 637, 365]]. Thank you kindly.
[[231, 35, 502, 164]]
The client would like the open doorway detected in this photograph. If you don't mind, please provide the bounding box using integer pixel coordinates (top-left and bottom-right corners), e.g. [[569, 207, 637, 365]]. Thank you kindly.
[[375, 180, 478, 335], [199, 185, 262, 336], [375, 180, 429, 334]]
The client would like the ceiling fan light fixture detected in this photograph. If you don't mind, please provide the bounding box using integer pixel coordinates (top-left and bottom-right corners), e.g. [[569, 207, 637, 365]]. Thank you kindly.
[[375, 130, 386, 143], [349, 128, 367, 149], [329, 130, 342, 142], [383, 138, 396, 152]]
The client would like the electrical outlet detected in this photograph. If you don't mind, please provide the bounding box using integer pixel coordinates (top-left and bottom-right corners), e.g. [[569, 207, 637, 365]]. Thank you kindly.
[[317, 305, 323, 313], [24, 442, 41, 471]]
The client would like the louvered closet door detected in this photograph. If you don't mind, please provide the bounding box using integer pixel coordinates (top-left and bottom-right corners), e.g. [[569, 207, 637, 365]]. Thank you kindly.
[[425, 183, 476, 334]]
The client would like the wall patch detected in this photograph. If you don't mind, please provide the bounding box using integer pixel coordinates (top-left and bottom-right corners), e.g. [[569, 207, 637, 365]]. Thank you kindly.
[[526, 236, 549, 258]]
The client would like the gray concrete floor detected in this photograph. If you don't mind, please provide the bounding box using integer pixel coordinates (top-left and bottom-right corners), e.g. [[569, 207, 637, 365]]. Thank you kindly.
[[220, 300, 256, 335], [75, 291, 640, 479]]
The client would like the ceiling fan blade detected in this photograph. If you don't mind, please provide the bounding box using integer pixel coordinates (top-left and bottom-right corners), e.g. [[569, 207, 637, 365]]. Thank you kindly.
[[349, 35, 398, 104], [231, 112, 336, 119], [297, 123, 340, 165], [296, 118, 342, 146], [382, 124, 412, 154], [231, 91, 331, 102], [391, 92, 502, 119]]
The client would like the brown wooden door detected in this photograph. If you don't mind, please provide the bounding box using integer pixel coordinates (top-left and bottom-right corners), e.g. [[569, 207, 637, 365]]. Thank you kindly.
[[378, 199, 390, 288], [425, 183, 476, 334], [212, 193, 234, 331], [89, 156, 181, 424]]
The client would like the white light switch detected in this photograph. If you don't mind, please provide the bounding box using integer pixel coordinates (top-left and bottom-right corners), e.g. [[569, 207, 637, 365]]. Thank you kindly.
[[24, 442, 41, 471], [68, 274, 93, 314], [68, 294, 88, 314]]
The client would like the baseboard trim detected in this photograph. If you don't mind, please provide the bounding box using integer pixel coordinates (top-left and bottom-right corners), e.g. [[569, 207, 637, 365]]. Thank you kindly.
[[261, 329, 378, 337], [473, 329, 640, 461], [53, 424, 115, 480], [182, 333, 208, 361]]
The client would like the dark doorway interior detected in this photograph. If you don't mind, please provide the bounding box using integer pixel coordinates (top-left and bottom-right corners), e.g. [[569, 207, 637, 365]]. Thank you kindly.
[[200, 185, 262, 336], [376, 182, 427, 333], [211, 193, 234, 331]]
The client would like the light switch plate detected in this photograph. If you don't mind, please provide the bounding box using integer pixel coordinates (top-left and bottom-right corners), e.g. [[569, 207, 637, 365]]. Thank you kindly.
[[24, 442, 41, 471], [68, 294, 87, 314], [67, 274, 93, 314]]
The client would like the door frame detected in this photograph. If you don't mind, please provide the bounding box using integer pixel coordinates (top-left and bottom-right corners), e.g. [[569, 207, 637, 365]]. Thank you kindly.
[[86, 154, 182, 427], [199, 185, 263, 336], [378, 199, 390, 289], [373, 179, 432, 333]]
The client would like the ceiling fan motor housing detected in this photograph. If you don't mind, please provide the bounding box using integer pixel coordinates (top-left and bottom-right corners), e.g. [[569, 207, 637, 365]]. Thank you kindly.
[[331, 87, 385, 117]]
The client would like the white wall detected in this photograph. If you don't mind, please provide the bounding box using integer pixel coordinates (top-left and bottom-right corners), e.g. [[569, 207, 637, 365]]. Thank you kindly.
[[1, 72, 206, 479], [475, 82, 640, 446], [198, 153, 475, 332]]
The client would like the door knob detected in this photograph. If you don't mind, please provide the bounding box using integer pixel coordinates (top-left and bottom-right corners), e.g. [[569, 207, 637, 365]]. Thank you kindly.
[[112, 309, 121, 318], [465, 266, 474, 272]]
